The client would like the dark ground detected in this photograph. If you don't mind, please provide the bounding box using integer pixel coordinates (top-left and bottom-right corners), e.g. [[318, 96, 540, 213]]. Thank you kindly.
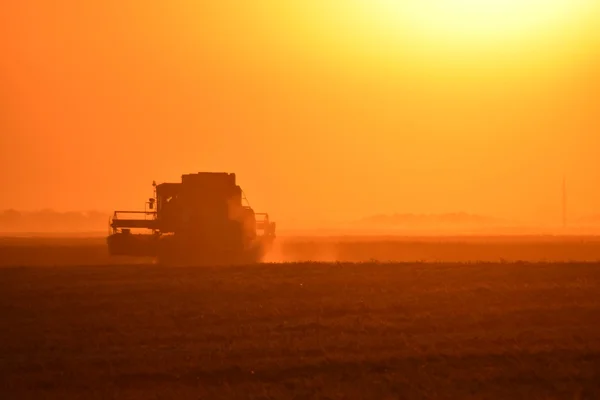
[[1, 237, 600, 399]]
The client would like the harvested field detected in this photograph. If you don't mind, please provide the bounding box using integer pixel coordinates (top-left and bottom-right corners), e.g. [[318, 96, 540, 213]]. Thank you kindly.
[[3, 235, 600, 266], [269, 235, 600, 263], [1, 237, 600, 398]]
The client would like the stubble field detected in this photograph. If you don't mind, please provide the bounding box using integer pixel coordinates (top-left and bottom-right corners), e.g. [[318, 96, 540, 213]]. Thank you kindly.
[[1, 235, 600, 399]]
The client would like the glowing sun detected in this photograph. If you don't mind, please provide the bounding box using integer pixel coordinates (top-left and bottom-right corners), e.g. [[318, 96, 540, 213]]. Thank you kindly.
[[361, 0, 594, 49]]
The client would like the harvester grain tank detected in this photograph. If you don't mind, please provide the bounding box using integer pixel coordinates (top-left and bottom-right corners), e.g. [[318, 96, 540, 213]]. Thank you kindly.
[[107, 172, 276, 265]]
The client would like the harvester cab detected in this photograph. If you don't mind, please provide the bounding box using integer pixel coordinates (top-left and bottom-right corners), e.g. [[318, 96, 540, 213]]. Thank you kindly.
[[107, 172, 276, 265]]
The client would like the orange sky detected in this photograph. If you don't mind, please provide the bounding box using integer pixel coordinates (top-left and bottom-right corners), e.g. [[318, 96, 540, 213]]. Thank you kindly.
[[1, 1, 599, 228]]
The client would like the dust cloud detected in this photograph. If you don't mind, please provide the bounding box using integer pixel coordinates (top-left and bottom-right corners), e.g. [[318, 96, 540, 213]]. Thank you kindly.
[[262, 238, 340, 263]]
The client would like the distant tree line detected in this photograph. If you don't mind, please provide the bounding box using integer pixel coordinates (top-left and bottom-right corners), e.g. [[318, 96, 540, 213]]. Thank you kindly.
[[0, 209, 109, 232]]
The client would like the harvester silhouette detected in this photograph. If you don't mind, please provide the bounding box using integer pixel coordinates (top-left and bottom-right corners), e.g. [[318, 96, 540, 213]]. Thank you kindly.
[[107, 172, 276, 265]]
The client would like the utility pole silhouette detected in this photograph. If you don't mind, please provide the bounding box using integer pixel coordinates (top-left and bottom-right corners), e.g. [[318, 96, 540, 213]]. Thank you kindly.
[[562, 176, 567, 230]]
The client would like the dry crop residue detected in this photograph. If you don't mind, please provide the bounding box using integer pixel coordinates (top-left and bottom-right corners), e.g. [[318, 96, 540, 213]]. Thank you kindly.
[[1, 260, 600, 399]]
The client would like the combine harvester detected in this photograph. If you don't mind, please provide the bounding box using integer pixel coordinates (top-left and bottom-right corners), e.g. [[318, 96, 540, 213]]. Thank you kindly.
[[107, 172, 276, 265]]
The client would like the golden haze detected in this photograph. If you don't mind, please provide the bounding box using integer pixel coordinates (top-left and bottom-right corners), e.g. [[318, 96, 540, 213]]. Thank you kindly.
[[1, 0, 599, 228]]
